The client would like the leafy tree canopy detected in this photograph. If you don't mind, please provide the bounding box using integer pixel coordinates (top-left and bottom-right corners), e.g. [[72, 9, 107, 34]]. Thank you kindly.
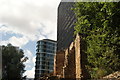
[[73, 2, 120, 78], [2, 44, 27, 80]]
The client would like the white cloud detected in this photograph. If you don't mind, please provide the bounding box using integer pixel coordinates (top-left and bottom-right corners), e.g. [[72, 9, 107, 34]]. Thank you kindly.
[[9, 36, 29, 47], [24, 50, 33, 58], [0, 40, 9, 46], [0, 0, 60, 42], [24, 67, 35, 78], [23, 50, 36, 78], [0, 36, 29, 47], [24, 50, 34, 68], [32, 56, 36, 66]]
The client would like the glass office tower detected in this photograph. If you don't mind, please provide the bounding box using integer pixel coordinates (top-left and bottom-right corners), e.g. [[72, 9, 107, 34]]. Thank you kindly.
[[57, 2, 76, 51], [34, 39, 56, 80]]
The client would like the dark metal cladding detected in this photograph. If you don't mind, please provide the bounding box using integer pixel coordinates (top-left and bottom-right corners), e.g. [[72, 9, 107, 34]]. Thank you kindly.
[[57, 2, 76, 51]]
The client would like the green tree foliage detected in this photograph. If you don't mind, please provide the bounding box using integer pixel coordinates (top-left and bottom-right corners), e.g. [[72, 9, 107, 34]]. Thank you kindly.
[[73, 2, 120, 78], [2, 44, 26, 80]]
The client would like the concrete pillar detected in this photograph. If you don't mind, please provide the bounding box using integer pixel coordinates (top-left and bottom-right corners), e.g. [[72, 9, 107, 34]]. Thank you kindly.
[[75, 34, 82, 79], [53, 53, 56, 76], [63, 49, 68, 78]]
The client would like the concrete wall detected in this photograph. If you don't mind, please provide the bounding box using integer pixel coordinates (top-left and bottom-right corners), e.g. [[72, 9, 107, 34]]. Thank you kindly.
[[54, 50, 65, 78], [63, 47, 76, 79], [103, 71, 120, 79], [55, 34, 89, 79]]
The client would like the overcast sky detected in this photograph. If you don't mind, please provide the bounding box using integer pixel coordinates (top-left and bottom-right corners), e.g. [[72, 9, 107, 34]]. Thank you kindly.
[[0, 0, 61, 78]]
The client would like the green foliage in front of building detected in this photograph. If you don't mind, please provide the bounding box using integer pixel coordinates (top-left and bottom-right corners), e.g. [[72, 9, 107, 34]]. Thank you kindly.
[[2, 44, 26, 80], [73, 2, 120, 78]]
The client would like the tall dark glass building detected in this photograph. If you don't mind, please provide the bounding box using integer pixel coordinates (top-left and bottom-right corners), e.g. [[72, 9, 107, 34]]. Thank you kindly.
[[34, 39, 56, 80], [57, 2, 76, 51]]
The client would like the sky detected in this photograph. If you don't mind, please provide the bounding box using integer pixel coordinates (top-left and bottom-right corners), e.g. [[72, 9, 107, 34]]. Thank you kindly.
[[0, 0, 61, 78]]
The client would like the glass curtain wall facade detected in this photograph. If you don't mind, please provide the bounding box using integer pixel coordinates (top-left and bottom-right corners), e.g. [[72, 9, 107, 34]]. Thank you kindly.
[[34, 39, 56, 80], [57, 2, 76, 51]]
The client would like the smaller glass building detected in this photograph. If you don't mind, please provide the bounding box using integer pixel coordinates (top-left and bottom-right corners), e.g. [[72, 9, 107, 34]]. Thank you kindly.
[[34, 39, 56, 79]]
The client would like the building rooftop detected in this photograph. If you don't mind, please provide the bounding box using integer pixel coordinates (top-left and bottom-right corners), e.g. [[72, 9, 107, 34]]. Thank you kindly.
[[37, 39, 56, 43]]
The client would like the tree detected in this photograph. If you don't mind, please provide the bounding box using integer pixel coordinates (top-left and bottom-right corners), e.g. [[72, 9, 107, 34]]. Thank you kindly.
[[2, 44, 27, 80], [73, 2, 120, 78]]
